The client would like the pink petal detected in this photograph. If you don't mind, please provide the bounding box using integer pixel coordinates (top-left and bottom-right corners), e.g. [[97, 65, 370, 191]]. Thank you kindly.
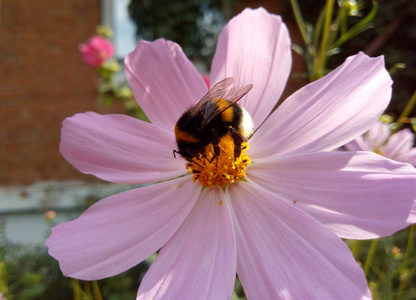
[[250, 52, 392, 158], [366, 121, 390, 148], [60, 112, 186, 184], [137, 187, 235, 300], [408, 200, 416, 223], [210, 7, 292, 127], [125, 39, 208, 131], [247, 151, 416, 239], [383, 128, 415, 159], [227, 182, 371, 299], [396, 147, 416, 166], [45, 177, 200, 280], [344, 135, 372, 152]]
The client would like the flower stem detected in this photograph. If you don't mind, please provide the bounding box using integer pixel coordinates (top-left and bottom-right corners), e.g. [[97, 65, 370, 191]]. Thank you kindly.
[[315, 0, 335, 80], [72, 279, 82, 300], [398, 224, 415, 297], [363, 239, 378, 276], [92, 281, 103, 300], [331, 1, 378, 50], [394, 89, 416, 133], [288, 0, 314, 78], [350, 240, 361, 258], [288, 0, 310, 45], [403, 224, 415, 264]]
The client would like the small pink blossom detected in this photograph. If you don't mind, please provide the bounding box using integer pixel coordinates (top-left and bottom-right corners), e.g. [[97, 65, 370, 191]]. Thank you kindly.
[[344, 120, 416, 223], [344, 120, 416, 166], [46, 8, 416, 300], [79, 35, 114, 67]]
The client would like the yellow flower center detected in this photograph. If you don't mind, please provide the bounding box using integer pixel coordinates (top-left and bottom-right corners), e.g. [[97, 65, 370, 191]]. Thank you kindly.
[[374, 147, 384, 156], [186, 135, 251, 188]]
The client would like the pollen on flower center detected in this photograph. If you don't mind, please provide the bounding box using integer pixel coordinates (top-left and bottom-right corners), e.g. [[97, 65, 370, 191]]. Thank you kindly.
[[186, 135, 251, 188], [374, 147, 384, 156]]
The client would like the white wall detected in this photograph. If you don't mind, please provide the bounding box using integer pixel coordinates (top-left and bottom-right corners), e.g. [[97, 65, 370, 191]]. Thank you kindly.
[[0, 181, 137, 245]]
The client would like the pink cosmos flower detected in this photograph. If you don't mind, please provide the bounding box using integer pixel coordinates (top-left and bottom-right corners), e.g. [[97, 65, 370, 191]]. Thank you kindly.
[[344, 120, 416, 166], [46, 8, 416, 300], [344, 120, 416, 223], [79, 35, 114, 67]]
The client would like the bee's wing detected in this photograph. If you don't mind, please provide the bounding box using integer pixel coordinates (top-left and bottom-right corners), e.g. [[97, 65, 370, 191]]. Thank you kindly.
[[221, 83, 253, 106], [201, 83, 253, 128], [194, 77, 235, 109]]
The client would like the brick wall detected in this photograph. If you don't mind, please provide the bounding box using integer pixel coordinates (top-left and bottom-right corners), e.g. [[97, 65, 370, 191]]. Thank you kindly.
[[0, 0, 307, 185], [0, 0, 107, 184]]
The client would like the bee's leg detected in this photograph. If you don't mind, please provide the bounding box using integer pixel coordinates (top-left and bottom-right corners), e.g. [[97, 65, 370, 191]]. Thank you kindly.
[[207, 145, 220, 163], [173, 149, 179, 158], [209, 144, 221, 165], [230, 130, 244, 158], [174, 150, 202, 167], [214, 144, 220, 157], [191, 169, 201, 180], [186, 158, 203, 168]]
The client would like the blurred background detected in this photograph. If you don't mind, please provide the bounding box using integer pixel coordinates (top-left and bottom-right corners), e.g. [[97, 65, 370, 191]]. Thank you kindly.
[[0, 0, 415, 299]]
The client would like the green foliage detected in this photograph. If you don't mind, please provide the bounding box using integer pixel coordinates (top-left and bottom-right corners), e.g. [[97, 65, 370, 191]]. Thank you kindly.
[[96, 25, 113, 39], [1, 225, 415, 299], [4, 1, 413, 299], [348, 225, 416, 299], [290, 0, 416, 117], [91, 28, 149, 122], [128, 0, 225, 65], [289, 0, 378, 80], [0, 243, 151, 300]]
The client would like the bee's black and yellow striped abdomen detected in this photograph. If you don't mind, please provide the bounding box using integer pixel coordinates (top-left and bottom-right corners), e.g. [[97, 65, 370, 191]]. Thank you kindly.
[[174, 77, 253, 160], [174, 97, 250, 160]]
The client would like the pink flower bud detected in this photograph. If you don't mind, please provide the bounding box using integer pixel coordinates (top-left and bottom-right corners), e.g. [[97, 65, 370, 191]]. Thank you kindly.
[[79, 35, 115, 67], [44, 210, 57, 222]]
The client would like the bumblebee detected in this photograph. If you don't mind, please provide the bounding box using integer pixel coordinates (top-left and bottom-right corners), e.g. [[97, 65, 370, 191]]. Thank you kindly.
[[174, 77, 253, 160]]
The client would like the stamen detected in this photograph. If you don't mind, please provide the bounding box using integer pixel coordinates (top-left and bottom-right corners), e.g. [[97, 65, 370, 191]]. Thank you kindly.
[[186, 135, 251, 188], [374, 147, 384, 156]]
